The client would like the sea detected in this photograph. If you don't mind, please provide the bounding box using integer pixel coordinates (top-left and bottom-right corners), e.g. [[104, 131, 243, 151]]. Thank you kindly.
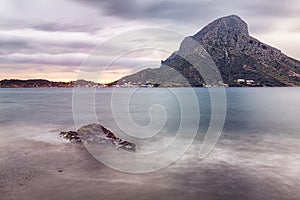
[[0, 87, 300, 199]]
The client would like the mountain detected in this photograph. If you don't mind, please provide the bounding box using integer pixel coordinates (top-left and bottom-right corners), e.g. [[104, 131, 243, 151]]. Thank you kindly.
[[117, 15, 300, 87]]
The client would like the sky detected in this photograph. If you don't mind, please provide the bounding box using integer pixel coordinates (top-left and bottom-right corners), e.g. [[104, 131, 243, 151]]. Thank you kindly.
[[0, 0, 299, 83]]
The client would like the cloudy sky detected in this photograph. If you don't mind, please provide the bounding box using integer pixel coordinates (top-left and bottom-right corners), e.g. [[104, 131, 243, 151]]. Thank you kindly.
[[0, 0, 299, 83]]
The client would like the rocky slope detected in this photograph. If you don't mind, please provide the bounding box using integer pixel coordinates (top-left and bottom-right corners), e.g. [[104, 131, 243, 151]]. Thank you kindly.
[[119, 15, 300, 87]]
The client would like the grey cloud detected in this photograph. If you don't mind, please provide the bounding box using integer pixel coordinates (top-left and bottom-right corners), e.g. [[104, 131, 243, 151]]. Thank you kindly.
[[74, 0, 299, 34], [0, 53, 86, 66], [0, 44, 90, 55], [74, 0, 216, 22], [0, 37, 39, 56], [74, 0, 298, 19], [0, 39, 31, 51], [0, 64, 76, 73], [0, 52, 160, 73], [29, 22, 102, 33], [241, 0, 299, 18], [0, 32, 98, 55]]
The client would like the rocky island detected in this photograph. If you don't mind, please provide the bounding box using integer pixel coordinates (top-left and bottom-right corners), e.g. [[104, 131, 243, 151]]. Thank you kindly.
[[118, 15, 300, 87]]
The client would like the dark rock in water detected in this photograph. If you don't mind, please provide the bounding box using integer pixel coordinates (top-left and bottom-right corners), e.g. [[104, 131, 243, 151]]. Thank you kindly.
[[59, 131, 81, 142], [60, 124, 136, 152], [77, 124, 136, 152]]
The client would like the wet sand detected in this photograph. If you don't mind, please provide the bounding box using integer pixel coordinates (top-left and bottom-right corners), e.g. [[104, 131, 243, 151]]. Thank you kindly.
[[1, 132, 300, 200]]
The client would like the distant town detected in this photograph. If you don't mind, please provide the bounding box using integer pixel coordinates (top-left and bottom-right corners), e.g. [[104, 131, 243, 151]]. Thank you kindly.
[[0, 79, 158, 88], [0, 78, 262, 88]]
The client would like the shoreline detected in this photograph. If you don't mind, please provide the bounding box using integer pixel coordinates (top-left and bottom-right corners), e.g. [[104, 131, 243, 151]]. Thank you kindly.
[[1, 131, 300, 200]]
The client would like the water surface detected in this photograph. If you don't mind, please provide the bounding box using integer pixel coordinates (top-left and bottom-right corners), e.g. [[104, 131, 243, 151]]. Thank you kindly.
[[0, 88, 300, 199]]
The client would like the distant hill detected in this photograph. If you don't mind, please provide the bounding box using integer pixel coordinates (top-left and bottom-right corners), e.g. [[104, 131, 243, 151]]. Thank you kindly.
[[118, 15, 300, 87], [0, 79, 103, 88]]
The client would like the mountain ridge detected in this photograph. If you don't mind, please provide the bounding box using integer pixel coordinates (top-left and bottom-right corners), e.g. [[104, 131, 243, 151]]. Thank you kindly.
[[118, 15, 300, 87]]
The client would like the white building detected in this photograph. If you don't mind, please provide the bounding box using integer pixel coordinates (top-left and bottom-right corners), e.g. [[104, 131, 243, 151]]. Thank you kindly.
[[246, 80, 254, 84]]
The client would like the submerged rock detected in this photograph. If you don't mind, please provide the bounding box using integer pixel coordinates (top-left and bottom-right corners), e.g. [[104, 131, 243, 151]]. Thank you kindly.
[[60, 124, 136, 152]]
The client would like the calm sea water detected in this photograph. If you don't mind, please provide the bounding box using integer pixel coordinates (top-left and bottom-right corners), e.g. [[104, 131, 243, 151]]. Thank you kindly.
[[1, 88, 300, 199], [0, 87, 299, 137]]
